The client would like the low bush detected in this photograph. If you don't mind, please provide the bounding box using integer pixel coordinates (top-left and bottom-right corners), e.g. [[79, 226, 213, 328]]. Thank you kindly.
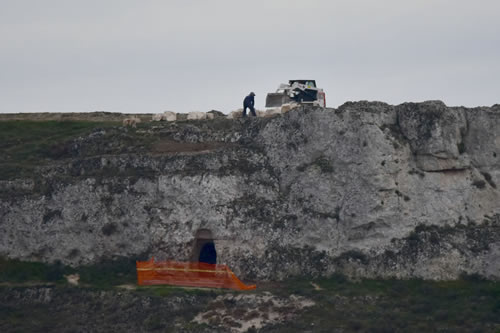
[[0, 257, 71, 283]]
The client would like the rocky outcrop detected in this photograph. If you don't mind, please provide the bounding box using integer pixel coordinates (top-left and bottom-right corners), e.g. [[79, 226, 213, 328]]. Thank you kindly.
[[1, 101, 500, 280]]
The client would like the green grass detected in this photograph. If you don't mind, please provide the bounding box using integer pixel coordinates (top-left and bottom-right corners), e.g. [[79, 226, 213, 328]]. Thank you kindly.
[[77, 257, 137, 288], [0, 257, 72, 283], [0, 120, 174, 182], [0, 256, 138, 288], [1, 257, 499, 332], [0, 118, 240, 182], [270, 275, 500, 332], [0, 120, 117, 179]]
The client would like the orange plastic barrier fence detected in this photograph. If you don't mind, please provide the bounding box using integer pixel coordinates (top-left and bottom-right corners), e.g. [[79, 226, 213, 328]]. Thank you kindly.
[[136, 258, 256, 290]]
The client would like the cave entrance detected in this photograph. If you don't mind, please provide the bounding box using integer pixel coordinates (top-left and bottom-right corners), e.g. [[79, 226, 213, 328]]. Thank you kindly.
[[191, 229, 217, 264]]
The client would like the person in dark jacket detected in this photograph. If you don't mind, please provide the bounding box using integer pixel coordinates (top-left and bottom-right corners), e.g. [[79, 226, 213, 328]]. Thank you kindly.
[[242, 92, 256, 117]]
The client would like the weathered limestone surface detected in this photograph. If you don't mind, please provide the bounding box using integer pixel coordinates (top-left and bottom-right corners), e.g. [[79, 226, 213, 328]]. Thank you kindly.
[[1, 101, 500, 280]]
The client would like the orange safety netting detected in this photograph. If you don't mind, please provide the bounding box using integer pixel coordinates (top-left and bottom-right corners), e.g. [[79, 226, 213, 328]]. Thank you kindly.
[[136, 258, 256, 290]]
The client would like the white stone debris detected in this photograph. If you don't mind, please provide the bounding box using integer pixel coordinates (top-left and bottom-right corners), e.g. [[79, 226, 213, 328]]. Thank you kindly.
[[227, 109, 243, 119], [265, 108, 282, 117], [163, 111, 177, 122], [152, 111, 176, 122], [64, 274, 80, 286], [187, 111, 207, 120], [280, 103, 300, 113], [151, 114, 162, 121], [122, 116, 141, 128]]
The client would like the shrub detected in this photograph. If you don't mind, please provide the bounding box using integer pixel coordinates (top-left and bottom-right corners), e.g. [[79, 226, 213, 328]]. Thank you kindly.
[[0, 257, 71, 283]]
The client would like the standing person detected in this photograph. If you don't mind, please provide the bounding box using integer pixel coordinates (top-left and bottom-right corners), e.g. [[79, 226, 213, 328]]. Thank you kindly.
[[242, 92, 256, 117]]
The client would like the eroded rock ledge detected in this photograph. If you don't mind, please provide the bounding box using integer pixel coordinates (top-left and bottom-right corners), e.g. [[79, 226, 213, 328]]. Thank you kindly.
[[1, 101, 499, 280]]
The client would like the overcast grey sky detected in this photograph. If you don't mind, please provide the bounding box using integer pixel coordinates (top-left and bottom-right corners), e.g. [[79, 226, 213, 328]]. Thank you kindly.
[[1, 0, 499, 113]]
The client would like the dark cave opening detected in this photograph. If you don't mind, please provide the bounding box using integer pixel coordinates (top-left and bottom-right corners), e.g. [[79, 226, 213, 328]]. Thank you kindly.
[[191, 229, 217, 264], [199, 242, 217, 264]]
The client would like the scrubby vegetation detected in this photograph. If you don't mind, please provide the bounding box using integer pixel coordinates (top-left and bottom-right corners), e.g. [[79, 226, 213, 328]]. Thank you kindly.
[[0, 258, 499, 332], [0, 257, 70, 283], [0, 118, 244, 181], [0, 256, 136, 288], [77, 257, 138, 288], [272, 275, 500, 332], [0, 120, 117, 179]]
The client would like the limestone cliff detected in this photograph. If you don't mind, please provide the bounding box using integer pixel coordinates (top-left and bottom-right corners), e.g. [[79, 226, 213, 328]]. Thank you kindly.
[[1, 101, 500, 280]]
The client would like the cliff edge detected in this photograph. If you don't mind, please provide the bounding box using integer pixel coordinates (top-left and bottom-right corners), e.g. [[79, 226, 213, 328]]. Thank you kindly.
[[1, 101, 500, 280]]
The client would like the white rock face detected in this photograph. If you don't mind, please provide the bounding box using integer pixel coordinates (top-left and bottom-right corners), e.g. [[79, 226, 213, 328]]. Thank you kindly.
[[1, 102, 500, 281]]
